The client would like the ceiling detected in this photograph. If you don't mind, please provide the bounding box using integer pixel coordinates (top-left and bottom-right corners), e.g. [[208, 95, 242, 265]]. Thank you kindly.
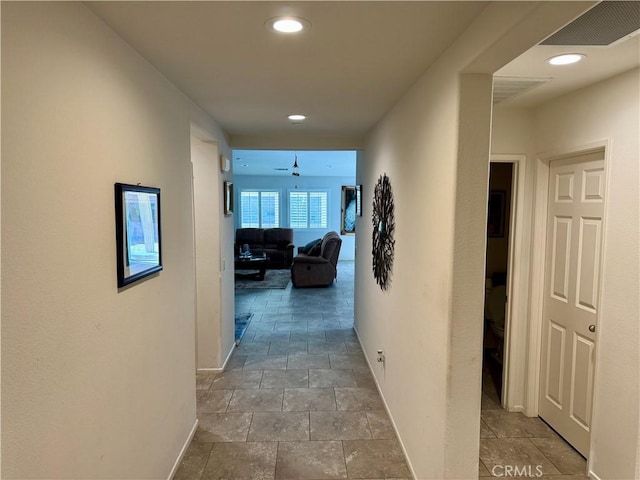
[[86, 1, 639, 175], [496, 32, 639, 107], [87, 1, 488, 140], [496, 1, 639, 106], [233, 150, 356, 177]]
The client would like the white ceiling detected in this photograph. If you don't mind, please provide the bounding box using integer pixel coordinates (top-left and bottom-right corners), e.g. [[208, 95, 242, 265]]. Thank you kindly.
[[233, 150, 356, 177], [86, 1, 639, 175], [496, 33, 639, 107], [87, 1, 488, 140]]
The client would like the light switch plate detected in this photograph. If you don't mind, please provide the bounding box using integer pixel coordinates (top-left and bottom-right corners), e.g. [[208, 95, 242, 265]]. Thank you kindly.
[[220, 154, 230, 172]]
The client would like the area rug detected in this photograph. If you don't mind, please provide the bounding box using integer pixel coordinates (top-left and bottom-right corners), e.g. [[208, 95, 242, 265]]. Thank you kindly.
[[235, 269, 291, 290], [235, 312, 253, 345]]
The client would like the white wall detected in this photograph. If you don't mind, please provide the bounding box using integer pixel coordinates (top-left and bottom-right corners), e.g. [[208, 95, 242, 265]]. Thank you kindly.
[[356, 2, 593, 478], [357, 68, 490, 480], [492, 68, 640, 479], [356, 11, 505, 480], [191, 136, 235, 371], [232, 174, 356, 260], [533, 68, 640, 480], [1, 3, 230, 478]]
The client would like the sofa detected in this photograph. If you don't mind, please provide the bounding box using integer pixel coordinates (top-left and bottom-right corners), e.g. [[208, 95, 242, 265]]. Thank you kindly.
[[291, 231, 342, 287], [235, 228, 295, 269]]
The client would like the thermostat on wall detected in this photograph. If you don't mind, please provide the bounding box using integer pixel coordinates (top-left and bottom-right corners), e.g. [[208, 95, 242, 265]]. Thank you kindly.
[[220, 155, 230, 172]]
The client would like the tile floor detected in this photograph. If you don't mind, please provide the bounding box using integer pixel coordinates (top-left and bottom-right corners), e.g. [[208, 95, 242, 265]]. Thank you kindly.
[[479, 381, 588, 479], [176, 262, 411, 479], [176, 261, 588, 479]]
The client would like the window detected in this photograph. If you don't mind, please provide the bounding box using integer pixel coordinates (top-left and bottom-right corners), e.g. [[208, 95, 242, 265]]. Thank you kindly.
[[240, 191, 280, 228], [289, 191, 328, 229]]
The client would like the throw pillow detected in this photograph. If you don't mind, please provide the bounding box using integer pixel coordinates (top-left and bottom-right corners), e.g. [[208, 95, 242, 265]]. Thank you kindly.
[[301, 238, 321, 254], [308, 240, 322, 256]]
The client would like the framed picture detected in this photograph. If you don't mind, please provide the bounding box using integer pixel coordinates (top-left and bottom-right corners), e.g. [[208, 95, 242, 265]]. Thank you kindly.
[[341, 185, 357, 235], [224, 181, 234, 215], [355, 185, 362, 217], [487, 190, 506, 237], [115, 183, 162, 288]]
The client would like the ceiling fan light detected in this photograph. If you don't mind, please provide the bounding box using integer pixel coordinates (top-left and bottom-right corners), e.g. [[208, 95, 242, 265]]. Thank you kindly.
[[292, 153, 300, 176]]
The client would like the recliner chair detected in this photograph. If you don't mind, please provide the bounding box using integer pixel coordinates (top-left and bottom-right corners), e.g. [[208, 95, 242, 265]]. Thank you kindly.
[[291, 231, 342, 287]]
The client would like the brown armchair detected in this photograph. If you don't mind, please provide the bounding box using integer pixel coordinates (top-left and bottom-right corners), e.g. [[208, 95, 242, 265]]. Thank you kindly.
[[291, 231, 342, 287]]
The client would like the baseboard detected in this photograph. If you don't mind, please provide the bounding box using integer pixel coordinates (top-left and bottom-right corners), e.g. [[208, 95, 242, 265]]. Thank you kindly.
[[507, 404, 525, 413], [196, 343, 236, 374], [167, 418, 198, 480], [353, 325, 417, 480], [221, 342, 236, 370], [588, 470, 602, 480]]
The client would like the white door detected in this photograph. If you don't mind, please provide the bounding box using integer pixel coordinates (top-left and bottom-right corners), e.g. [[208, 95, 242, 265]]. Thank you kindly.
[[539, 151, 605, 457]]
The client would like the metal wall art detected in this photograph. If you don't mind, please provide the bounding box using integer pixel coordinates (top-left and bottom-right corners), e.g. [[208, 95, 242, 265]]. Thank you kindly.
[[371, 173, 395, 291]]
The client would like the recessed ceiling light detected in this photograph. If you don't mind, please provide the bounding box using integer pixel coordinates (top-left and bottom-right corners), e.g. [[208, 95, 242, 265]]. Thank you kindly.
[[547, 53, 586, 66], [266, 16, 310, 34], [288, 114, 306, 121], [274, 18, 303, 33]]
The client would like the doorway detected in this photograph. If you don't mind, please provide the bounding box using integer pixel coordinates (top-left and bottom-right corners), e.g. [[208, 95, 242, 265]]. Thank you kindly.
[[482, 162, 514, 405]]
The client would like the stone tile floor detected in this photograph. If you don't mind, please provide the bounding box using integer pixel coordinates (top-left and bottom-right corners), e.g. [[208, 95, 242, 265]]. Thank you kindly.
[[176, 261, 588, 479], [176, 262, 411, 480], [480, 362, 588, 479]]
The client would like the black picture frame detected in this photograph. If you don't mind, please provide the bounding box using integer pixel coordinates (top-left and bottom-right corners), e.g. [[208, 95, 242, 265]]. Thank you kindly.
[[487, 190, 506, 237], [224, 181, 234, 215], [341, 185, 357, 235], [115, 183, 162, 288]]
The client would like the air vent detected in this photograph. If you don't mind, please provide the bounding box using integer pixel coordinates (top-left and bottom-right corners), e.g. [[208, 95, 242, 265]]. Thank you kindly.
[[493, 77, 551, 104], [541, 1, 640, 46]]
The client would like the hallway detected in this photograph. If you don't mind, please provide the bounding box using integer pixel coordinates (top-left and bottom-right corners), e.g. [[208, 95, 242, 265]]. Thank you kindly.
[[176, 262, 412, 479], [177, 261, 588, 479]]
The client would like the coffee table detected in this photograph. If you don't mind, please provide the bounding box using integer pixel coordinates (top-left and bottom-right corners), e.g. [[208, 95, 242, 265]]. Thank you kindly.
[[234, 253, 269, 280]]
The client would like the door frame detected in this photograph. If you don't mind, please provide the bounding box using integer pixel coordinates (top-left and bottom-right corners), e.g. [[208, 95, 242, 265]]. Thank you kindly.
[[489, 154, 526, 411], [524, 140, 610, 444]]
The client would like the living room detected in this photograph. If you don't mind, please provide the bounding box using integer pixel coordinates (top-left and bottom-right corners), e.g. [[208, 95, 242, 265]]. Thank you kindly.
[[232, 149, 357, 262]]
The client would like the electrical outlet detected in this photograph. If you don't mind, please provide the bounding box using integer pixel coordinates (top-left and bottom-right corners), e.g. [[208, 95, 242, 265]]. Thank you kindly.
[[376, 350, 385, 364]]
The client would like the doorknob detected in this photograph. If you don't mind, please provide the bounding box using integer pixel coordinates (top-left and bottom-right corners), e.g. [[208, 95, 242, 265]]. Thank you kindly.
[[589, 325, 596, 333]]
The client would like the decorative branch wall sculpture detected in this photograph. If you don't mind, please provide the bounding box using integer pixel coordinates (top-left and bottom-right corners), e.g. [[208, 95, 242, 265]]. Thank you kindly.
[[371, 173, 395, 291]]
